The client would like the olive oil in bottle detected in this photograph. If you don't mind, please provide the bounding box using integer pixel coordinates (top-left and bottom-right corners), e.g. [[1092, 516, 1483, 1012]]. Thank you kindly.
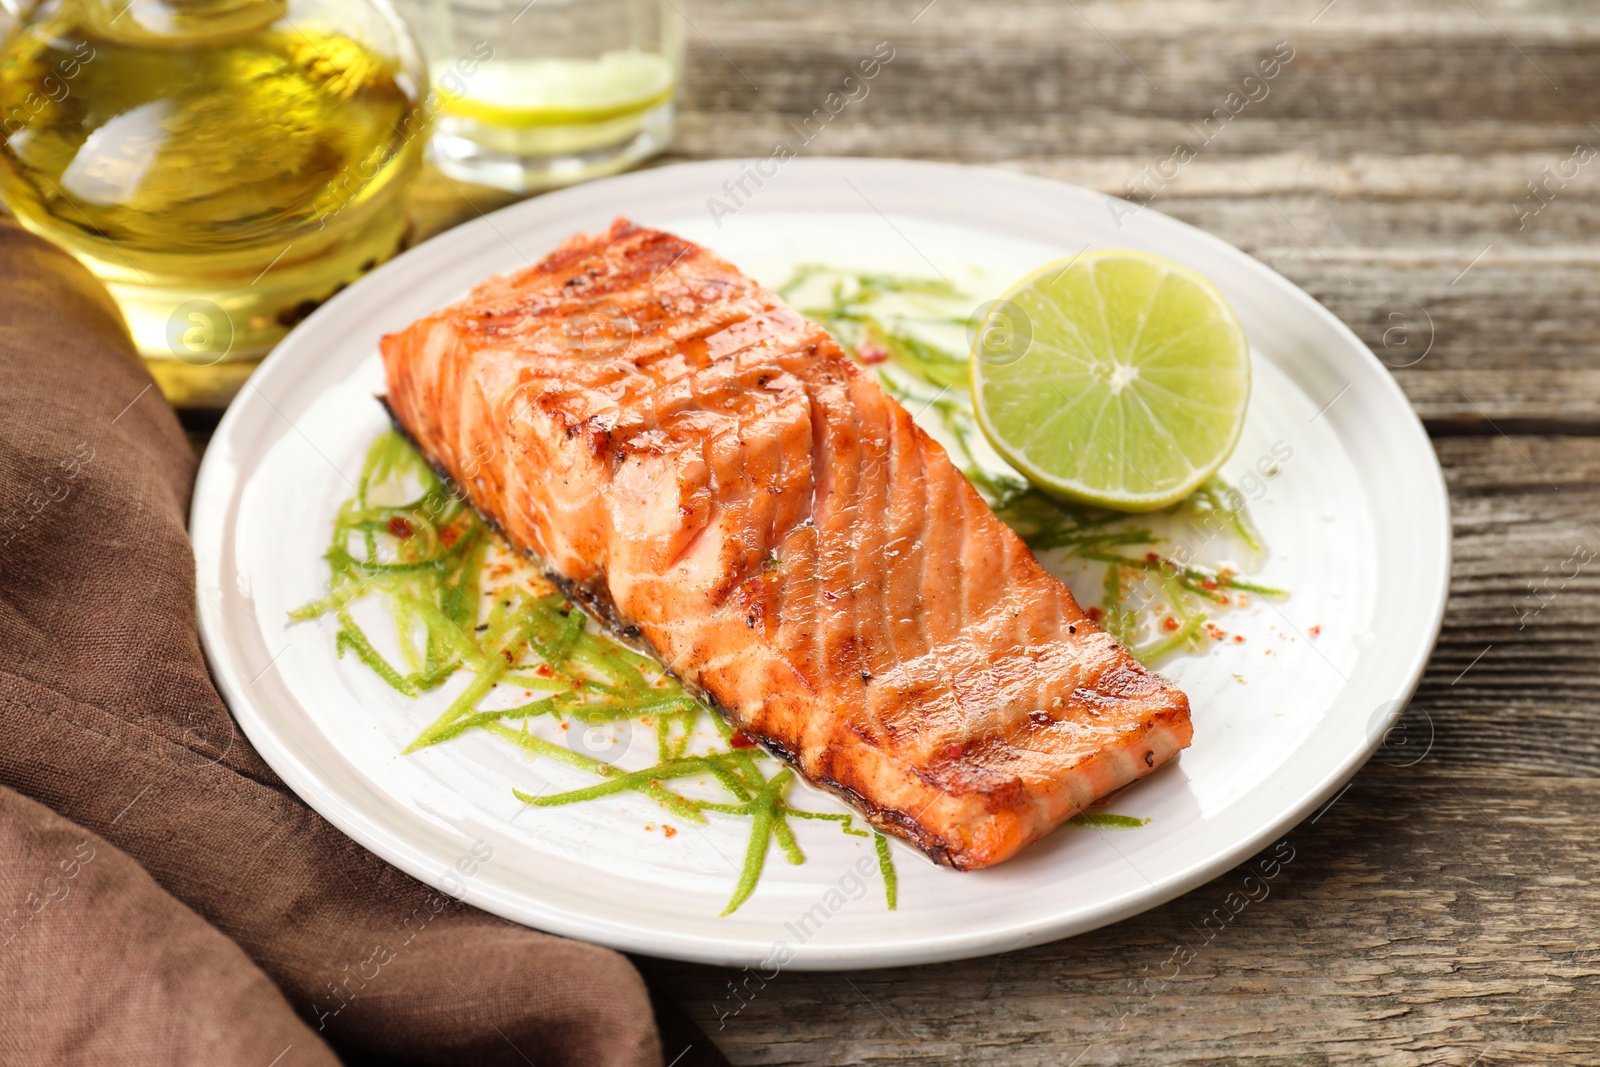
[[0, 0, 428, 406]]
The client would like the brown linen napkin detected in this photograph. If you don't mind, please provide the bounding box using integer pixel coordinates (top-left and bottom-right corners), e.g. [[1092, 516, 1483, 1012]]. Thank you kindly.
[[0, 785, 344, 1066], [0, 217, 728, 1067]]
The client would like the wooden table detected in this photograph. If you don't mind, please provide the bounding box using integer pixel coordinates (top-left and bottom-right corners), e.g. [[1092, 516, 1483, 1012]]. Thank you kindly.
[[610, 3, 1599, 1064], [152, 0, 1600, 1060]]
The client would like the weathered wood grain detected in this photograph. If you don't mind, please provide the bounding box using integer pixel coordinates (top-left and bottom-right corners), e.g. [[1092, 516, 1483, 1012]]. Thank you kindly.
[[625, 4, 1600, 1064], [641, 773, 1600, 1066], [322, 5, 1600, 1061], [112, 0, 1600, 1061], [405, 0, 1600, 432], [630, 431, 1600, 1067], [638, 0, 1600, 433]]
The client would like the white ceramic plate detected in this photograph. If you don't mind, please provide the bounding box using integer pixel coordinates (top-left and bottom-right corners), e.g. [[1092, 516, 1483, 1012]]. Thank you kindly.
[[192, 158, 1449, 970]]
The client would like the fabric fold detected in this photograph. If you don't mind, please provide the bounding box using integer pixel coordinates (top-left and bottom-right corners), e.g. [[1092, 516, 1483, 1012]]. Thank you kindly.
[[0, 218, 724, 1067], [0, 784, 344, 1067]]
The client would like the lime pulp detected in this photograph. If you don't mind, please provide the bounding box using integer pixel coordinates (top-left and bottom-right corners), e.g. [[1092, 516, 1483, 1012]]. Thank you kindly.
[[970, 250, 1252, 511]]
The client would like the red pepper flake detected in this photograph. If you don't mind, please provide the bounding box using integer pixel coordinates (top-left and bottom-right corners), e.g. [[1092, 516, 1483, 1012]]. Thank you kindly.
[[1086, 607, 1104, 623], [1161, 616, 1180, 632], [1145, 551, 1161, 564], [535, 663, 554, 677], [1204, 624, 1227, 641], [1217, 594, 1230, 606], [560, 722, 568, 730], [662, 825, 678, 839], [1309, 625, 1322, 637], [729, 730, 758, 749], [943, 742, 963, 760], [1200, 577, 1219, 592], [856, 341, 891, 364], [439, 525, 459, 547], [388, 515, 413, 539], [1232, 634, 1245, 644]]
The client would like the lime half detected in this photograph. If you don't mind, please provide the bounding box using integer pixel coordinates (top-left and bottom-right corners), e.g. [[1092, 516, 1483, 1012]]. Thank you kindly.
[[439, 53, 678, 128], [970, 250, 1251, 511]]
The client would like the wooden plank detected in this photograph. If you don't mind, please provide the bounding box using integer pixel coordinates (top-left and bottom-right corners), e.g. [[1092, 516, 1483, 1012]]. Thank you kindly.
[[641, 772, 1600, 1066], [9, 0, 1593, 1059], [637, 0, 1600, 429], [395, 0, 1600, 429], [630, 429, 1600, 1065], [675, 0, 1597, 128], [390, 21, 1600, 1059]]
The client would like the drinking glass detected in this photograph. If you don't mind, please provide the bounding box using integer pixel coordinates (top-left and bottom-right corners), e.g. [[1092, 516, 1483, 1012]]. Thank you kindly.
[[405, 0, 684, 192]]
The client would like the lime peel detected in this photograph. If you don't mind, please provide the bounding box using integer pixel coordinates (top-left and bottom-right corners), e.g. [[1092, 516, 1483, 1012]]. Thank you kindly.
[[438, 53, 678, 128], [970, 250, 1251, 512]]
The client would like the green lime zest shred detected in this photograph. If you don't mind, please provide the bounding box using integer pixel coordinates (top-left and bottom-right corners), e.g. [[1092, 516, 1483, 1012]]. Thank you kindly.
[[873, 832, 898, 911], [292, 429, 897, 916], [1132, 614, 1208, 667], [1068, 812, 1151, 829], [722, 768, 795, 916], [779, 266, 1286, 668], [519, 755, 743, 807], [334, 610, 415, 696], [296, 265, 1287, 917]]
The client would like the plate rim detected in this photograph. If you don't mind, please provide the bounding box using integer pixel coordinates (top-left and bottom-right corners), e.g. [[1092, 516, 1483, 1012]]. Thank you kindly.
[[193, 156, 1452, 969]]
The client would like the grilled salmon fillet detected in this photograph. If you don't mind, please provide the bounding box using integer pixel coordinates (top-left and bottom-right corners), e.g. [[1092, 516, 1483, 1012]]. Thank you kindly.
[[380, 219, 1192, 870]]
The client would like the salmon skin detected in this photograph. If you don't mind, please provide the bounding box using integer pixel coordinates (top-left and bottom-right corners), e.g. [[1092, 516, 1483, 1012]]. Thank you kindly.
[[380, 219, 1192, 871]]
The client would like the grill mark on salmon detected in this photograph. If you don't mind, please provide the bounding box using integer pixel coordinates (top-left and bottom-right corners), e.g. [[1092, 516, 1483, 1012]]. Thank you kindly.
[[381, 218, 1193, 871]]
